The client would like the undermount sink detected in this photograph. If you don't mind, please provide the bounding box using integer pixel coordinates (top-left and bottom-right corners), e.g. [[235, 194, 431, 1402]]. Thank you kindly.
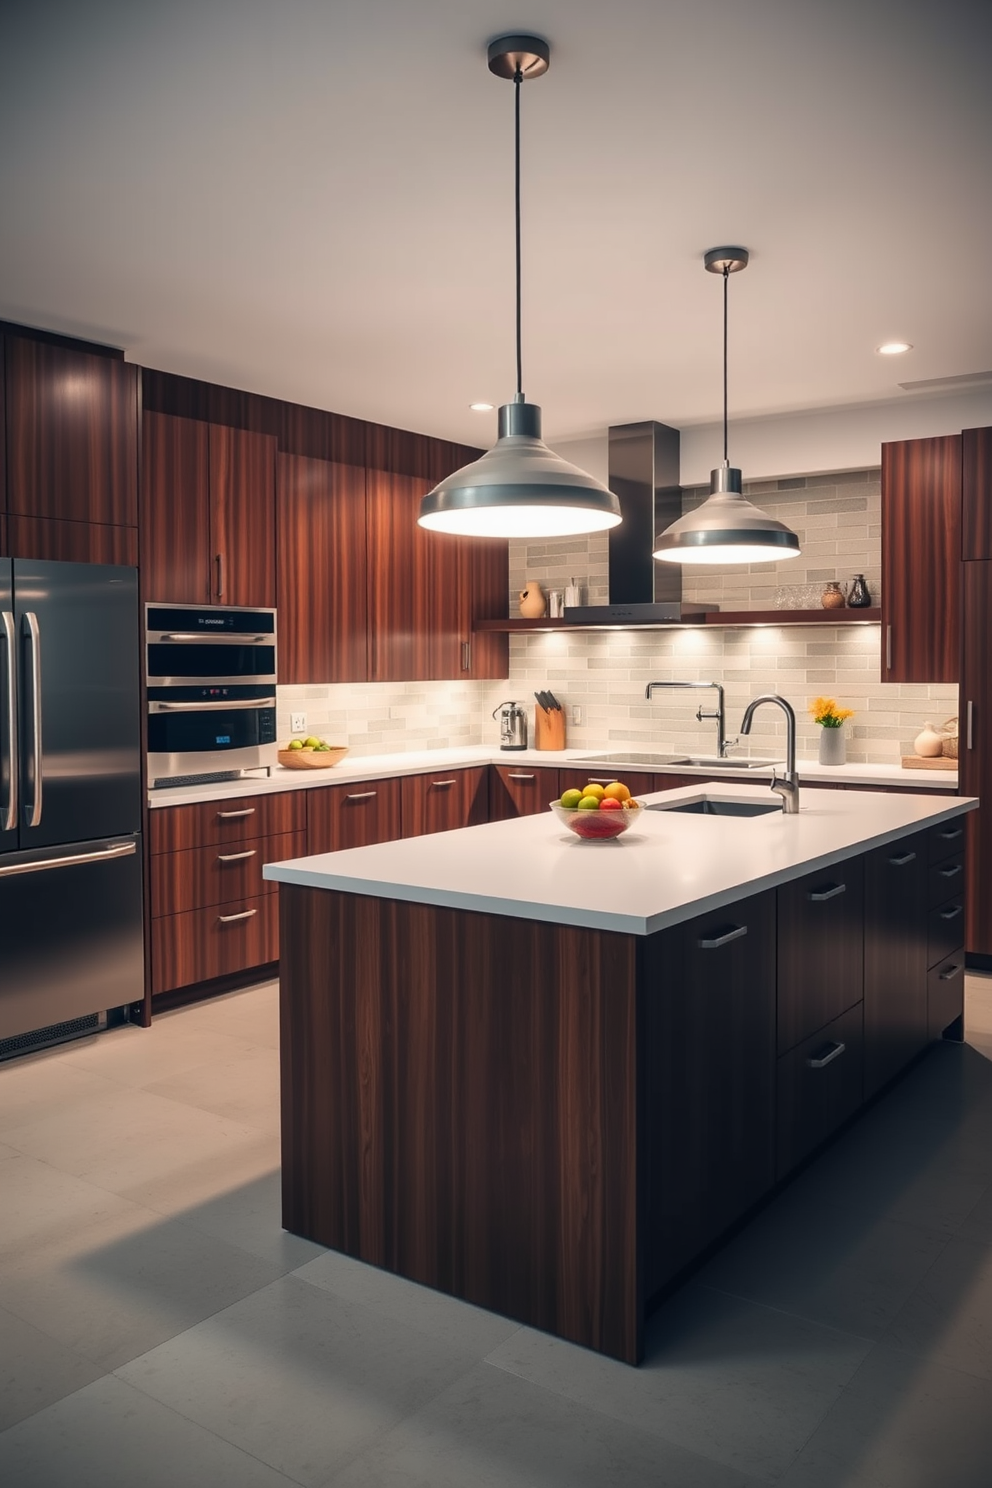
[[647, 796, 782, 817], [680, 755, 783, 770], [573, 752, 783, 771]]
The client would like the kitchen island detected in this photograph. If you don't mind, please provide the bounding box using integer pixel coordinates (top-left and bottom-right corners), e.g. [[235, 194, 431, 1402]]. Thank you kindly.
[[265, 781, 975, 1363]]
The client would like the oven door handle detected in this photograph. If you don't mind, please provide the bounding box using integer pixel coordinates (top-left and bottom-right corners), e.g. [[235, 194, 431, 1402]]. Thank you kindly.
[[150, 698, 277, 712], [157, 634, 272, 644]]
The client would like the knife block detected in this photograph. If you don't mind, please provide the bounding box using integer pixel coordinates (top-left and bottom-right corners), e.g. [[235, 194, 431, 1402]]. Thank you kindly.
[[535, 705, 566, 751]]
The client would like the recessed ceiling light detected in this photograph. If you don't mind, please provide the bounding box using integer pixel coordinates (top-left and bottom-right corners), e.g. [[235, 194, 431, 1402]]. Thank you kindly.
[[469, 402, 494, 412], [877, 342, 913, 355]]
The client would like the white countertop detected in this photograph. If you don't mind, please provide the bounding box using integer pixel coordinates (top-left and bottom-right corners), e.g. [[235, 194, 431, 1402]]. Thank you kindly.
[[263, 779, 976, 937], [148, 744, 958, 807]]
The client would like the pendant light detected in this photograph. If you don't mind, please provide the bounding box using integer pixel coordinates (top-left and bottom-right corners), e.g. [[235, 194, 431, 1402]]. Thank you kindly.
[[418, 35, 621, 540], [653, 248, 800, 565]]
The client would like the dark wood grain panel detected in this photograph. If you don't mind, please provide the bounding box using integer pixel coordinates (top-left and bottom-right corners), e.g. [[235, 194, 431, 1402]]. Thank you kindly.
[[5, 517, 136, 566], [140, 410, 211, 603], [961, 562, 992, 956], [559, 767, 656, 799], [152, 891, 279, 994], [365, 424, 483, 482], [929, 818, 967, 865], [777, 858, 864, 1055], [962, 426, 992, 560], [150, 829, 305, 917], [366, 468, 433, 681], [927, 897, 965, 970], [276, 453, 368, 683], [149, 791, 304, 853], [5, 335, 138, 525], [776, 1002, 864, 1181], [209, 424, 277, 607], [489, 764, 561, 820], [863, 832, 928, 1097], [400, 767, 489, 838], [279, 886, 641, 1362], [928, 852, 964, 909], [881, 435, 961, 682], [459, 536, 509, 678], [306, 776, 402, 854], [928, 954, 965, 1041]]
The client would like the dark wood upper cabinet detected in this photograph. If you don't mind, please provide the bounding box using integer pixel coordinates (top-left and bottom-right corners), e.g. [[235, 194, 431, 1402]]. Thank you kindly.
[[366, 469, 434, 681], [276, 453, 368, 683], [6, 516, 137, 567], [881, 434, 961, 683], [5, 335, 137, 527], [458, 535, 509, 678], [962, 426, 992, 560], [209, 424, 276, 608], [140, 410, 211, 603]]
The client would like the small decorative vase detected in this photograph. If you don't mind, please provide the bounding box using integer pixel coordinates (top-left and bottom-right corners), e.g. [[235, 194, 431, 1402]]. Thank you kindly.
[[821, 581, 845, 610], [818, 724, 846, 765], [518, 581, 546, 619], [847, 573, 872, 608], [914, 721, 944, 758]]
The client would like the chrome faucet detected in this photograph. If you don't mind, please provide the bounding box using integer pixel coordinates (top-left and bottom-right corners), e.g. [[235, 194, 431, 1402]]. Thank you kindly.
[[645, 680, 732, 758], [740, 694, 800, 813]]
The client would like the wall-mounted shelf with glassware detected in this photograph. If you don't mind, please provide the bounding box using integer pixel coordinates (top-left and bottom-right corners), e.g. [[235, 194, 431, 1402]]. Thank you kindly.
[[476, 608, 882, 633]]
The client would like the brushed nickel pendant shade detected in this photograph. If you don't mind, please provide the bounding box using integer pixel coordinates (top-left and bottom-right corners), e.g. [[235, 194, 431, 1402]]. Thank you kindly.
[[418, 35, 621, 540], [653, 249, 800, 565]]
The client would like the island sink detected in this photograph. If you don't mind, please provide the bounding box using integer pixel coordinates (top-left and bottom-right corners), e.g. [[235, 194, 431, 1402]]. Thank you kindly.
[[649, 796, 781, 817]]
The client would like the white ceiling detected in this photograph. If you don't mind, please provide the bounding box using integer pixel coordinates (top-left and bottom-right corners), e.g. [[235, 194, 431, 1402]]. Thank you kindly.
[[2, 0, 991, 449]]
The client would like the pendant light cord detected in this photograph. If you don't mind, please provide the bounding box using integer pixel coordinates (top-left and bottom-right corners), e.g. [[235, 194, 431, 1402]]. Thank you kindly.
[[722, 265, 729, 465], [514, 68, 523, 399]]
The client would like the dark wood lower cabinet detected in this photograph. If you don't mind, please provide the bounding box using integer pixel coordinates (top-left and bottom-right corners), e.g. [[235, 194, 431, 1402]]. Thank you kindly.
[[306, 776, 402, 854], [777, 859, 864, 1055], [150, 830, 305, 917], [400, 767, 489, 838], [863, 833, 928, 1099], [489, 764, 561, 819], [777, 1002, 864, 1180], [928, 954, 966, 1041], [152, 892, 279, 993]]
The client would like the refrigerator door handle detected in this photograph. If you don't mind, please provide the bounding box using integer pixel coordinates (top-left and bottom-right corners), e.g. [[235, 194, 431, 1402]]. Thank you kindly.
[[22, 611, 43, 827], [0, 839, 137, 880], [2, 611, 18, 832]]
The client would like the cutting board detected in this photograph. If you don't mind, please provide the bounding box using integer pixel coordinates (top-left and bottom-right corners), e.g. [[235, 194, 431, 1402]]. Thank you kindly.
[[900, 755, 957, 771]]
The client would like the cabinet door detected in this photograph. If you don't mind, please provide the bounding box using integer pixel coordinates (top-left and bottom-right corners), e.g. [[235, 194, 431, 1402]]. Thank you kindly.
[[276, 453, 368, 683], [400, 767, 489, 838], [777, 1002, 864, 1180], [777, 858, 864, 1055], [457, 536, 509, 679], [489, 764, 560, 819], [5, 336, 138, 528], [366, 470, 433, 681], [641, 889, 776, 1299], [151, 892, 278, 994], [881, 435, 961, 682], [140, 411, 211, 603], [961, 562, 992, 957], [962, 426, 992, 560], [863, 833, 928, 1098], [561, 768, 656, 800], [307, 777, 402, 854], [209, 425, 277, 608], [6, 517, 137, 566]]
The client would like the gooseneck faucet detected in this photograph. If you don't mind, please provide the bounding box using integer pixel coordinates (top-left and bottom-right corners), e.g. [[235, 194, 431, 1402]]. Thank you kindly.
[[645, 680, 730, 758], [740, 694, 800, 813]]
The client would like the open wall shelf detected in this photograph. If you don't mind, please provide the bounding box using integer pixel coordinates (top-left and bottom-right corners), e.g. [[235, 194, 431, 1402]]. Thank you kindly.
[[476, 608, 882, 633]]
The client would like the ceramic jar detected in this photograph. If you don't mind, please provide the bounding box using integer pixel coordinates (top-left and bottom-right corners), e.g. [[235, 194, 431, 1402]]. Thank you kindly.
[[847, 574, 872, 608], [821, 581, 845, 610], [914, 722, 945, 758], [518, 581, 547, 619], [818, 724, 847, 765]]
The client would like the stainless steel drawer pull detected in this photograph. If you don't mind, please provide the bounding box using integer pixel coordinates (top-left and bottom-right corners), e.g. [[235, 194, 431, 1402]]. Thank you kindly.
[[888, 851, 917, 866], [967, 700, 974, 750], [937, 827, 963, 840], [587, 777, 623, 784], [430, 779, 457, 788], [807, 882, 846, 902], [938, 904, 963, 920], [217, 850, 257, 863], [886, 624, 892, 671], [217, 807, 256, 819], [938, 863, 963, 878], [939, 962, 963, 981], [508, 773, 536, 781], [217, 908, 257, 923], [806, 1040, 846, 1070], [155, 698, 276, 712], [0, 840, 136, 880], [345, 791, 377, 801], [698, 924, 747, 950]]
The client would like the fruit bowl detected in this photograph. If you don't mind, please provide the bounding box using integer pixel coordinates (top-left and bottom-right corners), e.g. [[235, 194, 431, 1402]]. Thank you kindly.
[[550, 798, 642, 841], [278, 744, 349, 770]]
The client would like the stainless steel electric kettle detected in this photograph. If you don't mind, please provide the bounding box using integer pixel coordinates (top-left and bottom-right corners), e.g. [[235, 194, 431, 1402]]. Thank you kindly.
[[493, 701, 527, 751]]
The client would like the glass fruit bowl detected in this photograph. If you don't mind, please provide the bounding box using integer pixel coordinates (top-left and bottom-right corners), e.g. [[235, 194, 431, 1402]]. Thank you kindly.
[[549, 799, 643, 841]]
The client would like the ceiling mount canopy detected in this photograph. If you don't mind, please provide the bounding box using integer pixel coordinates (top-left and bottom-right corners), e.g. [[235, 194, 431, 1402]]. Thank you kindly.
[[418, 34, 621, 540], [653, 247, 801, 566]]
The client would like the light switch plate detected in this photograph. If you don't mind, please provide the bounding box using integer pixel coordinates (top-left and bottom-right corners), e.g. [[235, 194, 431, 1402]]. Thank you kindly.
[[571, 706, 582, 724], [291, 712, 307, 734]]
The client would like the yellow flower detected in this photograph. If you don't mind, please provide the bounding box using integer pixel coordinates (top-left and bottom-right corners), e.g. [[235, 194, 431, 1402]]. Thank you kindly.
[[809, 696, 854, 727]]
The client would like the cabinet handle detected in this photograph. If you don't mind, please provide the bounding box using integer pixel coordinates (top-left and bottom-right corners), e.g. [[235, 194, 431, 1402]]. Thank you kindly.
[[806, 1040, 846, 1070], [586, 777, 622, 784], [508, 773, 536, 780], [430, 779, 457, 788], [217, 849, 257, 862], [215, 552, 225, 598], [967, 700, 974, 751], [937, 826, 963, 841], [461, 641, 471, 671], [888, 851, 917, 866], [217, 908, 256, 923], [698, 924, 747, 950], [345, 791, 377, 801], [939, 962, 964, 981], [885, 624, 892, 671], [938, 863, 963, 879], [807, 882, 846, 902], [217, 807, 256, 820], [938, 903, 963, 921]]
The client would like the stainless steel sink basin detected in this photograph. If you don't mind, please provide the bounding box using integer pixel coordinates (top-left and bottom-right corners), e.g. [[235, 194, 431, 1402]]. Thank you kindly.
[[573, 752, 783, 772], [680, 755, 783, 770], [647, 797, 782, 817]]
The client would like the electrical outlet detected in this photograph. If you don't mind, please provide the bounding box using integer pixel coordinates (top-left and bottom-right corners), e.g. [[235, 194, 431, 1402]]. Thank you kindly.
[[290, 712, 307, 735], [571, 705, 582, 725]]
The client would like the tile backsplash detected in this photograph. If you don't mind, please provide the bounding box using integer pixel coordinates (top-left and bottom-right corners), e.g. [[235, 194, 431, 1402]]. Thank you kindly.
[[277, 680, 494, 756]]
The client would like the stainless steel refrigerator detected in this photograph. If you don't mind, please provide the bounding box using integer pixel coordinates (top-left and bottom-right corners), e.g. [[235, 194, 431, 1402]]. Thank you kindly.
[[1, 559, 143, 1055]]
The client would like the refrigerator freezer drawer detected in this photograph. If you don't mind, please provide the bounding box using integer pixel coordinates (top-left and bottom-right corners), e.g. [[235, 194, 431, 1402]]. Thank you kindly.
[[0, 835, 143, 1041]]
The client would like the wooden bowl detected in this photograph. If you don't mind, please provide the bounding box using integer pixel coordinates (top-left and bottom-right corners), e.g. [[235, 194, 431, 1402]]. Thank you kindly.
[[278, 746, 349, 770]]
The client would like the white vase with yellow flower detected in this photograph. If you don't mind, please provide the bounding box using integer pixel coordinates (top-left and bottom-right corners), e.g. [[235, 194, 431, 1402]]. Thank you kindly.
[[810, 697, 854, 765]]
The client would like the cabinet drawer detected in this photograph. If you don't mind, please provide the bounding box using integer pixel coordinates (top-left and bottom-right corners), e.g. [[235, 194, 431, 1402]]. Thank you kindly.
[[307, 776, 402, 854], [560, 767, 656, 800], [929, 818, 966, 865], [150, 792, 304, 853], [777, 858, 864, 1055], [489, 764, 560, 820], [928, 853, 965, 909], [928, 898, 965, 969], [151, 892, 278, 994], [777, 1003, 864, 1180], [150, 830, 305, 917], [928, 953, 966, 1041], [401, 767, 489, 838]]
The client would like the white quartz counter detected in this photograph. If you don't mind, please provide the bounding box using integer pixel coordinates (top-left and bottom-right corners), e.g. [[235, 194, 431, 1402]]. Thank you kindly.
[[148, 744, 957, 807], [264, 780, 976, 937]]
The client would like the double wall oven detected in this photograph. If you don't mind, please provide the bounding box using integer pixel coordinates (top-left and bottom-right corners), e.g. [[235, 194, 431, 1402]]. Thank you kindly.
[[146, 604, 278, 788]]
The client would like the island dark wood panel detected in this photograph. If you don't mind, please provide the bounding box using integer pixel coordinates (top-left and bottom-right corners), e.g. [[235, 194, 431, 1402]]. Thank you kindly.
[[279, 885, 642, 1363], [776, 857, 864, 1055], [863, 831, 928, 1097]]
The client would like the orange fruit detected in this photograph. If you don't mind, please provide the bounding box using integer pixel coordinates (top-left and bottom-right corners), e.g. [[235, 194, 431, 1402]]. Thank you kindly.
[[602, 781, 630, 803]]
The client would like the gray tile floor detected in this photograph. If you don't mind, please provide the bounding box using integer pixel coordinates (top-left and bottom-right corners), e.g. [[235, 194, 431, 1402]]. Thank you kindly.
[[2, 979, 992, 1487]]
